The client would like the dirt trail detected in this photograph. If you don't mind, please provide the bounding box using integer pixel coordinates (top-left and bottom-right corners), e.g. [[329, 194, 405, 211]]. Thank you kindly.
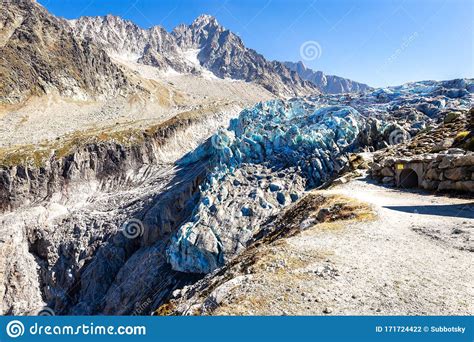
[[205, 178, 474, 315], [285, 178, 474, 315]]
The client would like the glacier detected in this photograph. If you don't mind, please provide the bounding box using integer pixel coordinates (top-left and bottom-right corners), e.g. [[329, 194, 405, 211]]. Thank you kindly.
[[166, 79, 473, 274], [167, 100, 364, 273]]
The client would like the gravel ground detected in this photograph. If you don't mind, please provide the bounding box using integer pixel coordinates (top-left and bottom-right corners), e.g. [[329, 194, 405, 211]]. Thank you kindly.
[[174, 178, 473, 315], [294, 179, 474, 315]]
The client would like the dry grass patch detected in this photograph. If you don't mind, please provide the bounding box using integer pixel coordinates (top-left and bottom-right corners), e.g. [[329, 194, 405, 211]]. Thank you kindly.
[[0, 102, 231, 167], [154, 302, 176, 316]]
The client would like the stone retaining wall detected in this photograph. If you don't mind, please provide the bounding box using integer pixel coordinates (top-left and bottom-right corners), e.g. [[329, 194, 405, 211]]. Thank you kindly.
[[370, 149, 474, 192]]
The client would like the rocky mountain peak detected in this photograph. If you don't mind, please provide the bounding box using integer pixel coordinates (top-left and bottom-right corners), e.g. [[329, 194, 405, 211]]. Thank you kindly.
[[170, 16, 316, 96], [294, 61, 307, 72], [172, 14, 225, 49], [69, 10, 316, 96], [4, 2, 368, 98], [192, 14, 219, 28], [104, 13, 122, 22]]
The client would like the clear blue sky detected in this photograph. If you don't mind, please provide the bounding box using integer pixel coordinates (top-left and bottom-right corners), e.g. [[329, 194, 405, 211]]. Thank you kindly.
[[38, 0, 473, 87]]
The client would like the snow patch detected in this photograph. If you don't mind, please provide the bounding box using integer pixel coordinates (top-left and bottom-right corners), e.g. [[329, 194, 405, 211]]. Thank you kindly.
[[109, 51, 141, 63], [182, 49, 219, 80]]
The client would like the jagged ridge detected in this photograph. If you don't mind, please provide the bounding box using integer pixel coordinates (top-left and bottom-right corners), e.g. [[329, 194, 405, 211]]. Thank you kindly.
[[70, 14, 318, 97], [284, 61, 372, 94]]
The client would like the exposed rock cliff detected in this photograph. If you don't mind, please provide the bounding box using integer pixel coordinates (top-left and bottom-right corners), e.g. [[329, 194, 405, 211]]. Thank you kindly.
[[0, 0, 135, 104], [0, 105, 237, 315]]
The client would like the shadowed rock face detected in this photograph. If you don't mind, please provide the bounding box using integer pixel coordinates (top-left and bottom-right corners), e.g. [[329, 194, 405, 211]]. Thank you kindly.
[[0, 0, 135, 104], [0, 114, 216, 315], [284, 61, 372, 94]]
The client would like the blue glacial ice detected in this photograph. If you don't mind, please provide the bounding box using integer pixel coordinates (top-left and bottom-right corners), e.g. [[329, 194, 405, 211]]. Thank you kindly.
[[167, 99, 363, 273], [181, 101, 362, 186], [166, 78, 473, 274]]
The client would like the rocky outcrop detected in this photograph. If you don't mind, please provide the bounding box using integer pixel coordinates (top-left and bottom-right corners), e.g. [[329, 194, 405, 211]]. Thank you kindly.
[[370, 109, 474, 192], [0, 0, 135, 104], [0, 157, 206, 315], [284, 61, 372, 94], [0, 106, 228, 213], [0, 107, 238, 315], [1, 141, 154, 212]]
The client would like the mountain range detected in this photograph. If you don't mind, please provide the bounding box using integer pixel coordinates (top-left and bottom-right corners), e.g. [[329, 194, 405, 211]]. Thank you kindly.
[[284, 61, 371, 94], [1, 0, 370, 105]]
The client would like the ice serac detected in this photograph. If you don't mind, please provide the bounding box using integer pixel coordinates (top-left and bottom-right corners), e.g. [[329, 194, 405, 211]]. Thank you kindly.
[[166, 100, 362, 273], [284, 61, 372, 94], [165, 78, 474, 274]]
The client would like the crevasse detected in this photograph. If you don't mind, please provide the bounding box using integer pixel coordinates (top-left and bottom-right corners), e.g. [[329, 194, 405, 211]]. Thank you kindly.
[[166, 99, 363, 273]]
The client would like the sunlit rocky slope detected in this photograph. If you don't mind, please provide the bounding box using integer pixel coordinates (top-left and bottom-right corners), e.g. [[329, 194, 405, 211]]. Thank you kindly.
[[0, 0, 472, 317]]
